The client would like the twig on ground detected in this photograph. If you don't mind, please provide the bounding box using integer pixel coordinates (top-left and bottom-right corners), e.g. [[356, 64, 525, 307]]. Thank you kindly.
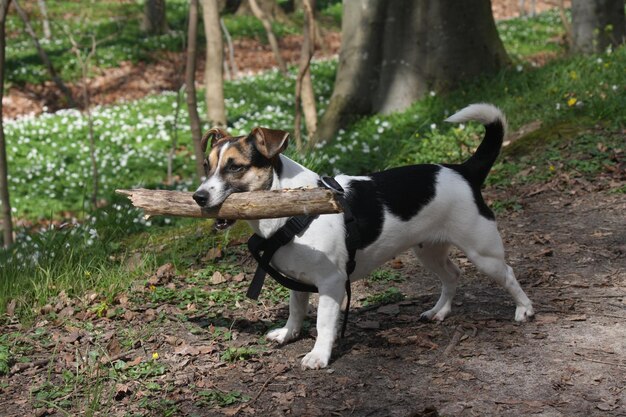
[[443, 325, 465, 356], [574, 352, 626, 368], [10, 358, 50, 375]]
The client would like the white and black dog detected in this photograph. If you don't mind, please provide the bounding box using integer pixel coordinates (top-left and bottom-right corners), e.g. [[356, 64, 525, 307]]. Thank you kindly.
[[192, 103, 534, 369]]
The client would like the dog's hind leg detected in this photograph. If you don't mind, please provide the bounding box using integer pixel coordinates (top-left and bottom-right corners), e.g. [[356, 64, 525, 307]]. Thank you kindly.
[[457, 223, 534, 322], [414, 243, 461, 322], [266, 290, 310, 344]]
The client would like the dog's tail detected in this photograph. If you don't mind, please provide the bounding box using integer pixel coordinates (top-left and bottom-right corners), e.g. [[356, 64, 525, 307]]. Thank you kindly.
[[445, 103, 507, 186]]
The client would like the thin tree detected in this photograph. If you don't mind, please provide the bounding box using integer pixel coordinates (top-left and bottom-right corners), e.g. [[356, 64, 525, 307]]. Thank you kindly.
[[201, 0, 226, 127], [186, 0, 205, 180], [294, 0, 317, 149], [66, 31, 101, 209], [37, 0, 51, 39], [220, 17, 238, 80], [13, 0, 76, 107], [0, 0, 13, 247], [248, 0, 287, 75]]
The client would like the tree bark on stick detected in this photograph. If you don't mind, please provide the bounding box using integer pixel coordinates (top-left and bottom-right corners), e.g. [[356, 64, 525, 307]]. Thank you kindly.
[[186, 0, 205, 180], [0, 0, 13, 247], [13, 0, 76, 108], [294, 0, 317, 149], [116, 188, 343, 220], [201, 0, 227, 127], [248, 0, 287, 75]]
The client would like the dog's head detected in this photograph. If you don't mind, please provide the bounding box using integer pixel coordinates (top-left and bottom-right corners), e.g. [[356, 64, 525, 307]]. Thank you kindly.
[[192, 126, 289, 210]]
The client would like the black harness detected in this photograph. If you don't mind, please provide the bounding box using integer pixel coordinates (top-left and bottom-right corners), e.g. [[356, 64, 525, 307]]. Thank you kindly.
[[246, 176, 360, 338]]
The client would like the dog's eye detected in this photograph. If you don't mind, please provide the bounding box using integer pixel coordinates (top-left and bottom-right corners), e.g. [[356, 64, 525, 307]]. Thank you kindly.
[[227, 164, 245, 173]]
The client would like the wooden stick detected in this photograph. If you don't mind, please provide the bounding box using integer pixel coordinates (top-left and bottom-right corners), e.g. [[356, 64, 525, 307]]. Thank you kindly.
[[116, 188, 343, 220]]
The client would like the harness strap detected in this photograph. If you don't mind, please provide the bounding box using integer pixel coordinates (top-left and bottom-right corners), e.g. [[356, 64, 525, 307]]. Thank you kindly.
[[246, 177, 361, 338]]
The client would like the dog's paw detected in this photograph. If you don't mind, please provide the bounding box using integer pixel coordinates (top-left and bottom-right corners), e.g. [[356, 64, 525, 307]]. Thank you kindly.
[[266, 327, 298, 344], [515, 304, 535, 322], [420, 308, 449, 322], [301, 349, 330, 370]]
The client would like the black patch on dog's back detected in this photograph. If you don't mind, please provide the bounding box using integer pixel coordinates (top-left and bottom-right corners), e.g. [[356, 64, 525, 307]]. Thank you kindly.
[[344, 165, 440, 248], [371, 164, 440, 221]]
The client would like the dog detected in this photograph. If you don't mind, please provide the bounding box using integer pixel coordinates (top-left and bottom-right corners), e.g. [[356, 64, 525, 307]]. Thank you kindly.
[[192, 103, 535, 369]]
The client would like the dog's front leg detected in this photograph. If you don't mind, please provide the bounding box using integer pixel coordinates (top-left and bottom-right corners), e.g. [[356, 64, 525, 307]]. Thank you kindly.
[[301, 279, 345, 369], [266, 290, 309, 344]]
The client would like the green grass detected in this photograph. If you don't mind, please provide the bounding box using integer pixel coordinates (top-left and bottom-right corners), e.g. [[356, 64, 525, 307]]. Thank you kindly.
[[497, 9, 567, 60], [363, 288, 405, 307]]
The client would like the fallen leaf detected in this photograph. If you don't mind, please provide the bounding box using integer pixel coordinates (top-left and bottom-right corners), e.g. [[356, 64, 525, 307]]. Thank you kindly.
[[114, 383, 132, 401], [58, 306, 74, 318], [356, 320, 380, 329], [211, 271, 227, 285], [389, 259, 404, 269], [202, 247, 223, 262], [107, 337, 122, 357], [6, 299, 16, 316], [174, 344, 200, 356], [156, 263, 175, 278], [127, 356, 143, 367], [233, 272, 246, 282], [377, 304, 400, 315]]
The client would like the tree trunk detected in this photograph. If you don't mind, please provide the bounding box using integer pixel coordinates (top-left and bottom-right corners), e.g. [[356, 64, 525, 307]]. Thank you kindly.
[[186, 0, 205, 180], [571, 0, 626, 54], [201, 0, 227, 127], [0, 0, 13, 247], [294, 0, 317, 148], [248, 0, 288, 75], [316, 0, 508, 143], [13, 0, 77, 108], [142, 0, 169, 35], [300, 0, 317, 140], [116, 187, 343, 219], [37, 0, 51, 39]]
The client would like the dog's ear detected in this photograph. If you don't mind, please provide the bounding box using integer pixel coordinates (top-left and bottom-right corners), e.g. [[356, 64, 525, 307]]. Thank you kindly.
[[201, 128, 230, 153], [251, 127, 289, 159]]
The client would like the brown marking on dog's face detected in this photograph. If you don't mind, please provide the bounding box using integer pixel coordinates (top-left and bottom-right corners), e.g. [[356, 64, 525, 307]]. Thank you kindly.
[[194, 127, 290, 208]]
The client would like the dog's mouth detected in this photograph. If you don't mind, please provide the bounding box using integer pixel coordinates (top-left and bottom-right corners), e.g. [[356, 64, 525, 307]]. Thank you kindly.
[[214, 218, 236, 231]]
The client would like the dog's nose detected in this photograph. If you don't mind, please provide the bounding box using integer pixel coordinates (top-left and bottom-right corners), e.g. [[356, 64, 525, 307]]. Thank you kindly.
[[192, 190, 209, 207]]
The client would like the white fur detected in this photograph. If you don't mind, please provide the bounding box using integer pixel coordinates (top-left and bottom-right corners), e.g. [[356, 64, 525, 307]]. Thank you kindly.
[[445, 103, 508, 135], [196, 143, 230, 206]]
